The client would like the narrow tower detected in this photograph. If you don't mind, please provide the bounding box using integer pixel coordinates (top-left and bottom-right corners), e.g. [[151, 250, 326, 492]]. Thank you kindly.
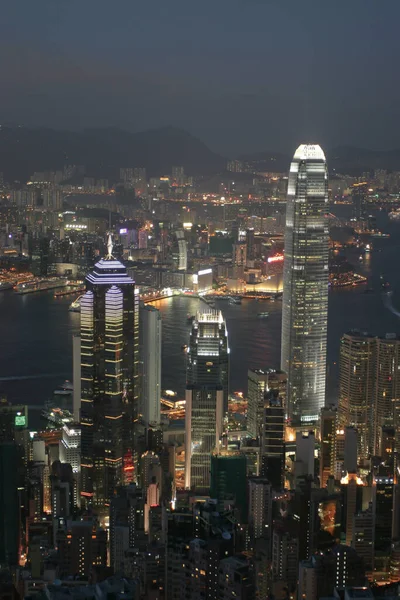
[[185, 310, 229, 491], [281, 144, 329, 425]]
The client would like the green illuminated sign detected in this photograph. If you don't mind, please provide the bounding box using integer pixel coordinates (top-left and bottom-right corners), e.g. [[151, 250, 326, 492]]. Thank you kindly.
[[15, 415, 26, 427]]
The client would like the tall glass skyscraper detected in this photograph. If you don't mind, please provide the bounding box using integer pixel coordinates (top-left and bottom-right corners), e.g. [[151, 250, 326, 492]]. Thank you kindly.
[[281, 144, 329, 425], [140, 304, 162, 428], [185, 310, 229, 492], [80, 237, 139, 513]]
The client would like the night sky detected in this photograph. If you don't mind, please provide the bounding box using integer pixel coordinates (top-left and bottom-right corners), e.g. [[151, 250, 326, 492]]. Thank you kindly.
[[1, 0, 400, 155]]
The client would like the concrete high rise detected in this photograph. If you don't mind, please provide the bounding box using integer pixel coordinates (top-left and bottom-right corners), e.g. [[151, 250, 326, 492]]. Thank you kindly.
[[172, 230, 188, 271], [109, 484, 145, 574], [339, 331, 400, 457], [352, 504, 375, 578], [248, 477, 272, 540], [281, 144, 329, 425], [59, 425, 81, 474], [185, 310, 229, 491], [210, 451, 248, 521], [57, 519, 107, 578], [72, 334, 81, 422], [247, 368, 286, 439], [80, 236, 139, 512], [320, 406, 339, 488], [140, 305, 162, 428], [0, 443, 24, 567], [218, 555, 254, 599], [261, 390, 285, 489]]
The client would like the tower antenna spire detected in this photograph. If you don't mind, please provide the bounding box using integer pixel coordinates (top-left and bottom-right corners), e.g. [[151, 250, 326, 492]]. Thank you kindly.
[[106, 232, 113, 259]]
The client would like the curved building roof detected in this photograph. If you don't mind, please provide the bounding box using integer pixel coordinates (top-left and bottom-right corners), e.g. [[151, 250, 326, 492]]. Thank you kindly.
[[293, 144, 326, 161]]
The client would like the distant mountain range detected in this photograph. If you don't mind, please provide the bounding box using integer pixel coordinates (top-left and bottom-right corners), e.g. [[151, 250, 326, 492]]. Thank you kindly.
[[1, 125, 400, 182], [0, 126, 226, 182], [239, 146, 400, 175], [328, 146, 400, 174]]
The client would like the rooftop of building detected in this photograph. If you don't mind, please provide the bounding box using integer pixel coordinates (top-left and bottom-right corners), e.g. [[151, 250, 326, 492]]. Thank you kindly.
[[85, 234, 135, 286], [293, 144, 326, 161], [343, 329, 400, 341], [28, 576, 140, 600], [196, 309, 224, 324], [219, 554, 251, 571], [86, 257, 134, 286], [248, 367, 285, 376]]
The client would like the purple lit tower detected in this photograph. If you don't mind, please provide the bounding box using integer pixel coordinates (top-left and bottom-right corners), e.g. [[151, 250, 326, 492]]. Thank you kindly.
[[80, 235, 139, 513]]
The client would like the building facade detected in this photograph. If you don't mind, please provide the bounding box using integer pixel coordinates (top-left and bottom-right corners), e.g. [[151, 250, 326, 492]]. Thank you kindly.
[[247, 369, 286, 440], [281, 144, 329, 424], [261, 391, 285, 489], [140, 305, 162, 428], [185, 311, 229, 491], [339, 331, 400, 457], [80, 238, 139, 512]]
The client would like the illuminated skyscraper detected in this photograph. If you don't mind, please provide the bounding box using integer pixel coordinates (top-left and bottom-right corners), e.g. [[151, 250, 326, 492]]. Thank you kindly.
[[247, 368, 286, 439], [338, 332, 375, 458], [80, 236, 139, 513], [174, 230, 188, 271], [140, 305, 162, 428], [185, 311, 229, 491], [339, 331, 400, 458], [281, 144, 329, 425]]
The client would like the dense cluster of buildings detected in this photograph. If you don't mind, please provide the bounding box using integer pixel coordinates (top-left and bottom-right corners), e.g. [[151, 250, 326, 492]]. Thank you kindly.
[[2, 145, 400, 600]]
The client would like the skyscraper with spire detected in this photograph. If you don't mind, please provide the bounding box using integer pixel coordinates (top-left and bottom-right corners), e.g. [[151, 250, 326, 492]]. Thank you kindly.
[[80, 235, 139, 513], [281, 145, 329, 425]]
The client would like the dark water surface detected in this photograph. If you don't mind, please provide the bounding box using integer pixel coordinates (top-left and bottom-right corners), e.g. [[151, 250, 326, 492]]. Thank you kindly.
[[1, 210, 400, 425]]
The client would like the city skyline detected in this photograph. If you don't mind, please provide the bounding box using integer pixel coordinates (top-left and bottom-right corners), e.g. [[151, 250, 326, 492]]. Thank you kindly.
[[2, 124, 400, 597], [3, 0, 400, 593]]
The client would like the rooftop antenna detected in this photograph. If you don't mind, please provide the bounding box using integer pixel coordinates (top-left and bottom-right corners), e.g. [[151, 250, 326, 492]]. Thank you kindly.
[[106, 232, 113, 259], [106, 207, 113, 259]]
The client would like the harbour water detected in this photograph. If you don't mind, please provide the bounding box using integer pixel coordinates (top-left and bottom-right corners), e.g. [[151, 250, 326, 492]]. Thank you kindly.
[[1, 210, 400, 426]]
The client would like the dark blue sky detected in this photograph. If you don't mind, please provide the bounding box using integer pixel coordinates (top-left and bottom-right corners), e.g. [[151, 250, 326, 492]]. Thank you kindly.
[[1, 0, 399, 155]]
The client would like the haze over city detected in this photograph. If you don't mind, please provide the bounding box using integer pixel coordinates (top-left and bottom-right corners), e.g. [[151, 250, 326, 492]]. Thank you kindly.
[[2, 0, 400, 154]]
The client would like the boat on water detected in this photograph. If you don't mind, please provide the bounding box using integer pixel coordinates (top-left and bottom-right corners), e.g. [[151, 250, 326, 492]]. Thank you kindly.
[[54, 380, 74, 396], [258, 312, 269, 318], [15, 277, 68, 295], [0, 281, 13, 291], [229, 296, 242, 305], [380, 275, 391, 290], [69, 295, 83, 312]]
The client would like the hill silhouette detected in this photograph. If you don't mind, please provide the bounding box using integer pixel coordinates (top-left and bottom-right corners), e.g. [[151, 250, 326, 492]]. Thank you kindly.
[[239, 146, 400, 175], [0, 126, 226, 182]]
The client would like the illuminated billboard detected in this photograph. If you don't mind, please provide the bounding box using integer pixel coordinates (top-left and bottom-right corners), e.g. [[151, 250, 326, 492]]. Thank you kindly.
[[15, 414, 26, 427]]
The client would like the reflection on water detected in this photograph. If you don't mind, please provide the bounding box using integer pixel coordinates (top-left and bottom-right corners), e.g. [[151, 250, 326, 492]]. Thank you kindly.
[[154, 295, 283, 397], [0, 210, 399, 416]]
